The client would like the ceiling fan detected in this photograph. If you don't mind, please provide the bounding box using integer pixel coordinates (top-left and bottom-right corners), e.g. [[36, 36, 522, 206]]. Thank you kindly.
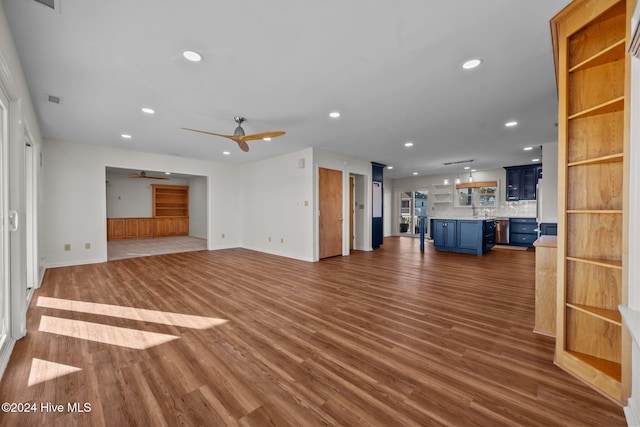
[[182, 116, 285, 152], [128, 171, 169, 180]]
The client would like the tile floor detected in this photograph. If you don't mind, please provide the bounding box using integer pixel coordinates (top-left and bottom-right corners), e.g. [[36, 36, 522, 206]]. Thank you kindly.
[[107, 236, 207, 261]]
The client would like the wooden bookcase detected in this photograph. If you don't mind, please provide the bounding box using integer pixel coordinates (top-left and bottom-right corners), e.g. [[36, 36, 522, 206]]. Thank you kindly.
[[152, 184, 189, 237], [152, 184, 189, 217], [551, 0, 631, 404]]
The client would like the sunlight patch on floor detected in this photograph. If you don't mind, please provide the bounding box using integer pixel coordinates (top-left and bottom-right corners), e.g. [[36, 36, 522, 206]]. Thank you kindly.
[[28, 358, 82, 386], [37, 296, 228, 329], [38, 316, 179, 350]]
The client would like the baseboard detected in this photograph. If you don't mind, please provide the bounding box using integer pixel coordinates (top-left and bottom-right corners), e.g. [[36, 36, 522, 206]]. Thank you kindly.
[[44, 257, 107, 268], [241, 245, 314, 262], [625, 396, 640, 427], [0, 338, 16, 383]]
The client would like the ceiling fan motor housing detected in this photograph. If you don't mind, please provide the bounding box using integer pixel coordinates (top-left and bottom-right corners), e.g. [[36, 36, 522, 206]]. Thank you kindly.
[[233, 116, 245, 136]]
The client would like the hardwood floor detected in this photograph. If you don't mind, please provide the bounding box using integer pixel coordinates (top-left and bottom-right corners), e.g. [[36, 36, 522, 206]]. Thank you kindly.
[[0, 237, 626, 426]]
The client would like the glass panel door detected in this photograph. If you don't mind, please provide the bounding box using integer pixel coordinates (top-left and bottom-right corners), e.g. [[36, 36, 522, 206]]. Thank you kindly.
[[399, 190, 428, 235], [413, 191, 428, 234]]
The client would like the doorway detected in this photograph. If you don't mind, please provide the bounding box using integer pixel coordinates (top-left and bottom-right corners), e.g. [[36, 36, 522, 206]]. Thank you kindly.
[[399, 190, 428, 235], [105, 167, 208, 260], [319, 167, 343, 258]]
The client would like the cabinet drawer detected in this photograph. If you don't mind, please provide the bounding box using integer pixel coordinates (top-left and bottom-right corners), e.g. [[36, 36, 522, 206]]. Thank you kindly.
[[510, 217, 536, 224], [510, 233, 537, 245], [511, 223, 537, 234]]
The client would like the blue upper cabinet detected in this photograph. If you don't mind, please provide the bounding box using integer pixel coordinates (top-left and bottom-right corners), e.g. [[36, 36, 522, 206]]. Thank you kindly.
[[505, 164, 542, 201]]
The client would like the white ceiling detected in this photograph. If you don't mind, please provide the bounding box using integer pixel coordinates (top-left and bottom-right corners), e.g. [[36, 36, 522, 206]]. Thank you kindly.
[[3, 0, 570, 179]]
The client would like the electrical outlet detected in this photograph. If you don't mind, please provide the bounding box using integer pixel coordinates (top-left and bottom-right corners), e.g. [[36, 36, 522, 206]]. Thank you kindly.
[[280, 238, 284, 243], [64, 244, 71, 251], [85, 243, 91, 249], [221, 233, 225, 239], [268, 236, 271, 242], [304, 200, 309, 207]]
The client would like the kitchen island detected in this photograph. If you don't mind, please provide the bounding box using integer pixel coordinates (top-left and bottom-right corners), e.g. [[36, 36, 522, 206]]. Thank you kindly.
[[431, 218, 496, 256]]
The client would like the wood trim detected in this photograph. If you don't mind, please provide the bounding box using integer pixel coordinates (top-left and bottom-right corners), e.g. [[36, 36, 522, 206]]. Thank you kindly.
[[455, 180, 497, 189]]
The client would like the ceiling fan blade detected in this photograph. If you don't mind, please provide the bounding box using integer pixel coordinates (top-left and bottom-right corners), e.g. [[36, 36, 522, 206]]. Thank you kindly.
[[182, 127, 234, 139], [240, 131, 286, 142], [236, 140, 250, 152]]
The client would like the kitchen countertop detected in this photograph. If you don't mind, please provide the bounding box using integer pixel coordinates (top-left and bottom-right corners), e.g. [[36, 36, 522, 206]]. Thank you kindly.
[[533, 235, 557, 248]]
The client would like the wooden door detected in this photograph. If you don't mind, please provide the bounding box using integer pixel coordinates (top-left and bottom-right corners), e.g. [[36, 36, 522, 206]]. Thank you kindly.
[[319, 168, 343, 258]]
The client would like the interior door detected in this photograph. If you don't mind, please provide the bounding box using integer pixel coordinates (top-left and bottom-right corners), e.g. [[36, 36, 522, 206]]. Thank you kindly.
[[319, 168, 343, 258]]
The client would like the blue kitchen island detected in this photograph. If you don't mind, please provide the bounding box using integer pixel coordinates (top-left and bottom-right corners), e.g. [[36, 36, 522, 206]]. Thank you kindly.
[[431, 218, 496, 256]]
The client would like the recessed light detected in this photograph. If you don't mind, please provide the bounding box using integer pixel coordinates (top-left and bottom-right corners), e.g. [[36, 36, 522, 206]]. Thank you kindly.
[[464, 166, 470, 170], [329, 111, 341, 118], [121, 134, 132, 139], [462, 58, 482, 69], [387, 166, 394, 170], [505, 121, 518, 127], [471, 169, 477, 172], [263, 137, 271, 141], [182, 50, 203, 62], [141, 107, 155, 114], [165, 172, 171, 175], [223, 151, 230, 155], [524, 146, 533, 151], [404, 142, 414, 147], [412, 172, 418, 176], [532, 158, 540, 162]]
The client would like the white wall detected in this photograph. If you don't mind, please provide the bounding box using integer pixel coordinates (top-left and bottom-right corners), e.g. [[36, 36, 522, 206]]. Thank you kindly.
[[383, 176, 393, 237], [240, 148, 314, 261], [625, 11, 640, 423], [106, 175, 188, 218], [188, 176, 208, 239], [539, 142, 559, 223], [0, 1, 44, 375], [313, 149, 373, 258], [41, 139, 240, 267]]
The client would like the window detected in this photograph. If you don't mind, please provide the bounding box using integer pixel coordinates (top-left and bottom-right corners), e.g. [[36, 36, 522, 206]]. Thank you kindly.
[[457, 188, 473, 206], [478, 185, 497, 206], [455, 181, 497, 207]]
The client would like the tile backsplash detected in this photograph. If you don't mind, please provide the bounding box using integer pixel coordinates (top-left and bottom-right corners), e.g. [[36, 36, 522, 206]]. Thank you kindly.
[[431, 200, 537, 219]]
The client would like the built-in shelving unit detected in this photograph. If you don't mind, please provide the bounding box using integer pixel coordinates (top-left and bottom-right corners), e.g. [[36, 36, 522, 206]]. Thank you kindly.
[[430, 183, 452, 204], [551, 0, 630, 404], [152, 184, 189, 218]]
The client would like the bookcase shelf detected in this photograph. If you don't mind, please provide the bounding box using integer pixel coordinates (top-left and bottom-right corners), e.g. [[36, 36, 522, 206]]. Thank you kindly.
[[551, 0, 630, 404]]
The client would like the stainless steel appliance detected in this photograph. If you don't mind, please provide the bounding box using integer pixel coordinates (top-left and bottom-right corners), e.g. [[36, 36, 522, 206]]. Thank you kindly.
[[496, 218, 509, 244]]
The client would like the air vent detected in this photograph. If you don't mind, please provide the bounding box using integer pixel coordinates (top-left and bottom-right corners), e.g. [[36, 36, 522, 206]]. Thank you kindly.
[[34, 0, 55, 10], [47, 95, 61, 104]]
